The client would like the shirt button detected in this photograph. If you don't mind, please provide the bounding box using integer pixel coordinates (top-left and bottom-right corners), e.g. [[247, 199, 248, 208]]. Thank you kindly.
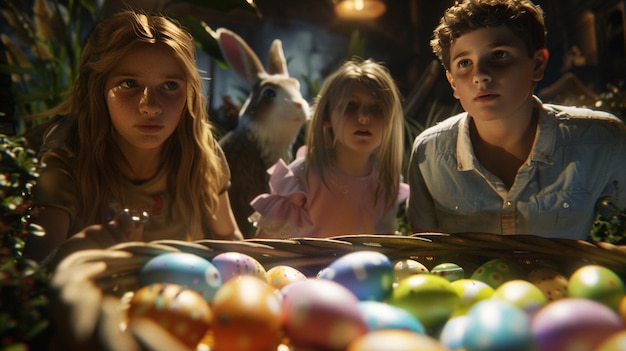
[[506, 201, 512, 206], [562, 202, 570, 209]]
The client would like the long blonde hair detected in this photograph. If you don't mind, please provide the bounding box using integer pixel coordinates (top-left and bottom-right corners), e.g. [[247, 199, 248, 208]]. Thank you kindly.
[[48, 10, 224, 236], [305, 58, 404, 209]]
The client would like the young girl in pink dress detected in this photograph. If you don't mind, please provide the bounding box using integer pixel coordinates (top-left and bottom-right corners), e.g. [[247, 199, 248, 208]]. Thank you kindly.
[[250, 59, 409, 238]]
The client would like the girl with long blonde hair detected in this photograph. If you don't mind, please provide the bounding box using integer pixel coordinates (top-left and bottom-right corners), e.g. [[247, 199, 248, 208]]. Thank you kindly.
[[250, 58, 408, 238]]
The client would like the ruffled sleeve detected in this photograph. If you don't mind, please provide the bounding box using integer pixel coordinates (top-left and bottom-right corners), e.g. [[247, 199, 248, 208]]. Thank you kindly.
[[397, 179, 410, 205], [249, 159, 314, 238]]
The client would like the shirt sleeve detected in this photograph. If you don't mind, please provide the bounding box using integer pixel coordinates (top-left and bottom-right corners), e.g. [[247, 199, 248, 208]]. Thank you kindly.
[[397, 177, 410, 205], [249, 159, 313, 238], [406, 136, 439, 232]]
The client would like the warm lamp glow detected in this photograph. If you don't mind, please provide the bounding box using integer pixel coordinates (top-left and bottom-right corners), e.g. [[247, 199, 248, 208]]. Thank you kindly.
[[334, 0, 387, 20]]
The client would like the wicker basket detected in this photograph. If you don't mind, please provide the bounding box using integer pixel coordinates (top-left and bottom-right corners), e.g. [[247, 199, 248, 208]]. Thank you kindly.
[[49, 233, 626, 351]]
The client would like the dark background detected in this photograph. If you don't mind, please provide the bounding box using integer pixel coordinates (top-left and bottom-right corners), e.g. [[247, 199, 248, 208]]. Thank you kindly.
[[2, 0, 625, 132], [107, 0, 626, 126]]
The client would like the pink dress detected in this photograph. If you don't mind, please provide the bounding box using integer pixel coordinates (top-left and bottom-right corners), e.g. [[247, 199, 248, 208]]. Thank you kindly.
[[249, 158, 410, 238]]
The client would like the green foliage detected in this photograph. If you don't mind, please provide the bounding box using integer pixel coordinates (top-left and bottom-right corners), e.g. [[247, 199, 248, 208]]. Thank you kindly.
[[0, 136, 50, 350], [590, 197, 626, 245], [0, 0, 107, 135]]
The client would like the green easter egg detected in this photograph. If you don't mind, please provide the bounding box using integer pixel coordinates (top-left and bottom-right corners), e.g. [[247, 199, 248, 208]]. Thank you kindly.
[[388, 274, 460, 330], [431, 262, 464, 282], [471, 258, 524, 289], [568, 264, 626, 311]]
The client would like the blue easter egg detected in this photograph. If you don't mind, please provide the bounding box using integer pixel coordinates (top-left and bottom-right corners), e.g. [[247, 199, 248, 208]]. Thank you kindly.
[[318, 250, 394, 301], [358, 300, 426, 334], [439, 315, 470, 351], [139, 252, 221, 302], [464, 299, 534, 351]]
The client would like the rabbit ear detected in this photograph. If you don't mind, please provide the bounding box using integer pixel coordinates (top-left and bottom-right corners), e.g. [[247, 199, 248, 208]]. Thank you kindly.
[[267, 39, 288, 76], [216, 28, 266, 85]]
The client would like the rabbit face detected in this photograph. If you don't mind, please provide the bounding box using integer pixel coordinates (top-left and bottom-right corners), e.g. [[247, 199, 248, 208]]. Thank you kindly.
[[239, 77, 309, 143]]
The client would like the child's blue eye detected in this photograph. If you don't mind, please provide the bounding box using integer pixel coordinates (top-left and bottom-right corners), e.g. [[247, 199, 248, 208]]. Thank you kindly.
[[164, 81, 179, 90], [457, 59, 471, 69]]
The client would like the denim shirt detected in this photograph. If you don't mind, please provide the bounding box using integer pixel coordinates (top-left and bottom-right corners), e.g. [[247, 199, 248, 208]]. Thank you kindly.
[[407, 97, 626, 240]]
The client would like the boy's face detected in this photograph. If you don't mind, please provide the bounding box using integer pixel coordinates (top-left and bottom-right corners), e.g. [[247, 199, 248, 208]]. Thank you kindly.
[[445, 25, 548, 122]]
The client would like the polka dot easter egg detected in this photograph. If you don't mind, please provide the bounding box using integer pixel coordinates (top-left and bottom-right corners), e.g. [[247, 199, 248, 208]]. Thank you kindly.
[[139, 252, 221, 302], [527, 267, 568, 301], [471, 258, 525, 289], [393, 259, 430, 288], [211, 275, 283, 351], [211, 251, 267, 283], [568, 264, 626, 311], [128, 283, 212, 349], [317, 250, 394, 301], [266, 265, 307, 289], [431, 262, 464, 282]]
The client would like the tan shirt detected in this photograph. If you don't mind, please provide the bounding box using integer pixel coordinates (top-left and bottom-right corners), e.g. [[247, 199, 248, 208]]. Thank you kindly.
[[34, 144, 230, 241]]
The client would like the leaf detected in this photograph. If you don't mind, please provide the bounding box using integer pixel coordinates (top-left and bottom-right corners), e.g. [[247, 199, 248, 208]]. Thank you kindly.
[[345, 30, 365, 60], [172, 15, 228, 68], [0, 64, 35, 75]]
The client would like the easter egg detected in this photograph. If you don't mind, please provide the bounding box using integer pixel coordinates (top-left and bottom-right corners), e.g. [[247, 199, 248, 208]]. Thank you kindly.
[[318, 250, 394, 301], [266, 265, 307, 289], [281, 278, 368, 350], [211, 275, 283, 351], [464, 299, 534, 351], [211, 251, 267, 283], [139, 252, 221, 302], [388, 274, 460, 331], [491, 279, 548, 316], [595, 330, 626, 351], [431, 262, 464, 282], [347, 329, 449, 351], [531, 298, 624, 351], [471, 258, 524, 289], [450, 278, 494, 316], [439, 315, 470, 351], [128, 283, 211, 349], [620, 295, 626, 324], [527, 267, 568, 301], [357, 300, 425, 334], [393, 259, 429, 287], [568, 264, 626, 311]]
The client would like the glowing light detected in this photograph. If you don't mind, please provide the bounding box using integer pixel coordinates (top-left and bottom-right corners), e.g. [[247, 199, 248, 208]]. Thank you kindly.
[[334, 0, 387, 20]]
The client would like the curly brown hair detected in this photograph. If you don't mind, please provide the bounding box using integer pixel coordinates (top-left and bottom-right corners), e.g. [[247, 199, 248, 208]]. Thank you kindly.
[[431, 0, 546, 71]]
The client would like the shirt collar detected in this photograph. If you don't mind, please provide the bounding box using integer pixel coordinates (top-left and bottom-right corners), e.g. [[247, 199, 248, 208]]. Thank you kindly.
[[456, 96, 556, 171]]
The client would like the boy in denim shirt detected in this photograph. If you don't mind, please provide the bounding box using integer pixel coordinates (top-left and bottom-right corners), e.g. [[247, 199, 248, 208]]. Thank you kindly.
[[407, 0, 626, 239]]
